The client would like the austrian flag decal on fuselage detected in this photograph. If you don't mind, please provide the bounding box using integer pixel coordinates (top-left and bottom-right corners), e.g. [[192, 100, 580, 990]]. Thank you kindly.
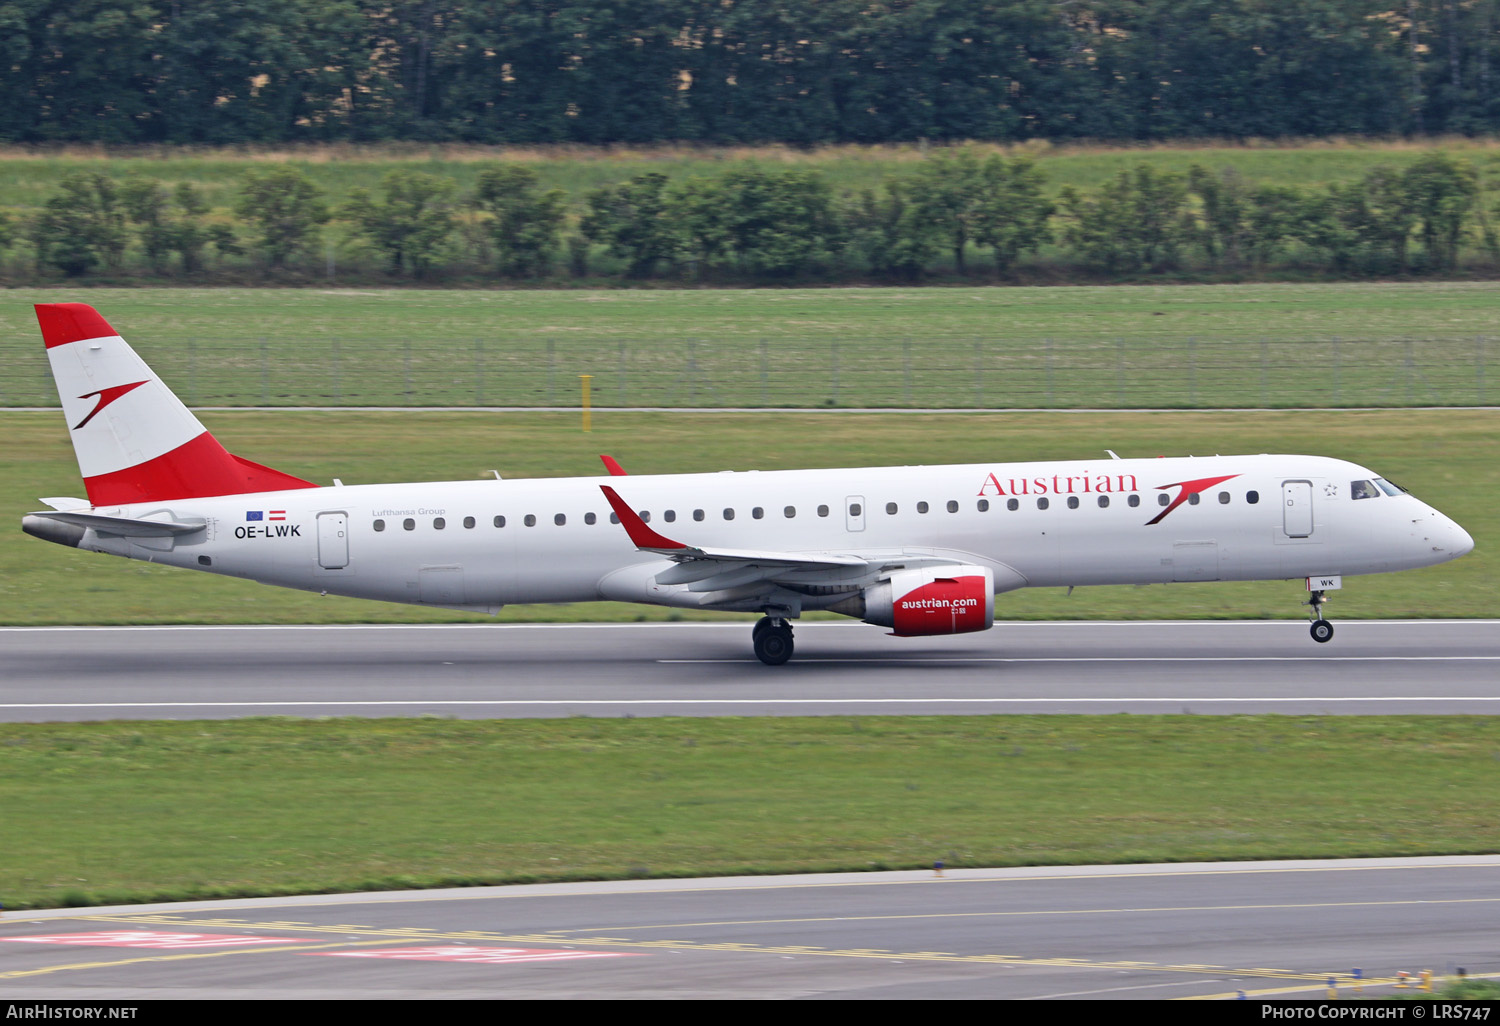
[[246, 510, 287, 522]]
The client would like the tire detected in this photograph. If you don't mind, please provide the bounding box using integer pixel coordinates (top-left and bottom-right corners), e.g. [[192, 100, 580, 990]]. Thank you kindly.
[[754, 626, 794, 665], [1310, 619, 1334, 644]]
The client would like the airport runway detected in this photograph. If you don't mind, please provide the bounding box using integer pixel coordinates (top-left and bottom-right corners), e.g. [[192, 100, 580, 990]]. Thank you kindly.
[[1, 620, 1498, 721], [2, 857, 1496, 999]]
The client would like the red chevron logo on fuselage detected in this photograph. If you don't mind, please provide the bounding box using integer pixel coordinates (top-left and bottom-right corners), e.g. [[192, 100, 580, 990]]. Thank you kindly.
[[73, 380, 149, 430], [1146, 473, 1241, 525]]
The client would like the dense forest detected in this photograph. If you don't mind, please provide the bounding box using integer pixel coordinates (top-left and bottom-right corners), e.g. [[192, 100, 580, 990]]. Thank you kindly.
[[7, 1, 1500, 146]]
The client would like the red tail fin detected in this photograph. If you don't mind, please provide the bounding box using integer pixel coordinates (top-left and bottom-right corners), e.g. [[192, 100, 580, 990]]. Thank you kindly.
[[37, 303, 318, 505]]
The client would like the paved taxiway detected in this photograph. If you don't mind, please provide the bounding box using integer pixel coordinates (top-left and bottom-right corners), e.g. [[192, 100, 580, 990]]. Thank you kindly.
[[3, 857, 1496, 999], [1, 620, 1497, 721]]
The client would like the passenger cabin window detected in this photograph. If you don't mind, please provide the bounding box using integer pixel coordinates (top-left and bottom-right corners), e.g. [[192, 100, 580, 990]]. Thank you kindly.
[[817, 505, 830, 517], [524, 514, 536, 527], [917, 501, 929, 514], [753, 507, 764, 519], [434, 517, 446, 529], [664, 510, 676, 523], [1351, 480, 1380, 500], [1037, 497, 1049, 510], [610, 513, 620, 524], [886, 502, 898, 515], [693, 509, 705, 522], [585, 512, 597, 525], [403, 518, 415, 531], [946, 500, 959, 513], [977, 499, 989, 512], [784, 506, 796, 518], [1218, 491, 1230, 504], [723, 508, 735, 520], [494, 515, 506, 528], [1007, 498, 1019, 511], [1066, 496, 1079, 509], [1098, 496, 1109, 508], [1128, 495, 1140, 508], [640, 511, 650, 522], [1246, 491, 1259, 504], [1158, 494, 1170, 507], [554, 513, 566, 526], [848, 503, 861, 517], [374, 519, 386, 532], [463, 516, 475, 529], [1188, 493, 1200, 505]]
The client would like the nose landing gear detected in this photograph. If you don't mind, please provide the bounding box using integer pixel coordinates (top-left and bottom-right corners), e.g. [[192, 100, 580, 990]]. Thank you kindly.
[[1306, 590, 1334, 643], [752, 616, 795, 665]]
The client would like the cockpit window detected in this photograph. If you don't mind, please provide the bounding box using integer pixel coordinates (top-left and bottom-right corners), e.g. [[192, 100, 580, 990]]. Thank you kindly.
[[1374, 478, 1405, 496], [1351, 480, 1380, 500]]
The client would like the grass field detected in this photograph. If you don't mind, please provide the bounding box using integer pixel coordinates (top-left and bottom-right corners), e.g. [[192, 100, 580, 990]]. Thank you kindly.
[[3, 715, 1498, 910], [5, 284, 1497, 407], [3, 408, 1493, 625], [5, 138, 1500, 214]]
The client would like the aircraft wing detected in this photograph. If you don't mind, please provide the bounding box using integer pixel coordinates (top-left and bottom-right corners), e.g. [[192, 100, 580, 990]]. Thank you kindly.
[[597, 484, 945, 608]]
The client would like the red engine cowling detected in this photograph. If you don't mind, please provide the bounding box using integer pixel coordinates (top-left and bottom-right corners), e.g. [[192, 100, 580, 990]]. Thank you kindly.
[[855, 565, 995, 637]]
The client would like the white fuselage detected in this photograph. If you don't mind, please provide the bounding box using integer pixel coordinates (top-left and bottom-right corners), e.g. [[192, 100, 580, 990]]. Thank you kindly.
[[66, 453, 1473, 616]]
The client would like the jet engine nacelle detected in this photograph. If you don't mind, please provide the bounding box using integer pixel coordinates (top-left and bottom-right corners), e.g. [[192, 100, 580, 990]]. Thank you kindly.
[[856, 565, 994, 636]]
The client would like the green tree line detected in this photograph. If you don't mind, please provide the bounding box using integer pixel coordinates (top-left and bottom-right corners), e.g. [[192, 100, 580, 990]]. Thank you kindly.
[[7, 1, 1500, 145], [5, 150, 1492, 282]]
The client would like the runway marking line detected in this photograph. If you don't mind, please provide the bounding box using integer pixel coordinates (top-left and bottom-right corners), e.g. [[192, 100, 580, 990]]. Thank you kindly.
[[3, 930, 301, 949], [21, 910, 1460, 989], [0, 935, 436, 981], [547, 894, 1500, 936], [313, 946, 642, 964]]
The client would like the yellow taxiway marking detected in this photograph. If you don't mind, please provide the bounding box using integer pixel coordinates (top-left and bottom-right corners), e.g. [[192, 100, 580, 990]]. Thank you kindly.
[[1186, 972, 1500, 1001], [550, 894, 1500, 934], [15, 912, 1356, 985], [0, 936, 423, 981]]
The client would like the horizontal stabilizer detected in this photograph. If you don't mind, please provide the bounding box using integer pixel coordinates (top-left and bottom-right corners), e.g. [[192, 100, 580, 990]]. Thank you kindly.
[[25, 510, 206, 538]]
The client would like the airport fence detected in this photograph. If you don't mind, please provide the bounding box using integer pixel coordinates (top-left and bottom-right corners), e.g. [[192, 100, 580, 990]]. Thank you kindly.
[[3, 335, 1494, 409]]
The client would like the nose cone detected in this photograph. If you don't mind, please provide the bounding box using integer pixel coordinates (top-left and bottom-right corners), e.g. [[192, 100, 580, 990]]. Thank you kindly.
[[1448, 516, 1475, 559], [1420, 508, 1474, 564]]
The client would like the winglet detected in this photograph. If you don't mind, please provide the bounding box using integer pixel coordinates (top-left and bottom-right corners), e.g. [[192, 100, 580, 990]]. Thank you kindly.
[[599, 455, 628, 476], [599, 485, 686, 550]]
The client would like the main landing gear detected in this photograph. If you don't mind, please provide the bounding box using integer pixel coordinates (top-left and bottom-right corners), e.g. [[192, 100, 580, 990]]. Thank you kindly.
[[1306, 590, 1334, 644], [753, 616, 795, 666]]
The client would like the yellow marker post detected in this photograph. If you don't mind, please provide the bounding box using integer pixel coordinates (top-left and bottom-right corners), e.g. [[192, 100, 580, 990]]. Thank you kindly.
[[579, 375, 593, 433]]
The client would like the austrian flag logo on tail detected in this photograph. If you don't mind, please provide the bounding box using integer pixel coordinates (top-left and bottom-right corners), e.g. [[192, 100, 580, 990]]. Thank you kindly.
[[1146, 474, 1241, 525], [73, 380, 149, 430]]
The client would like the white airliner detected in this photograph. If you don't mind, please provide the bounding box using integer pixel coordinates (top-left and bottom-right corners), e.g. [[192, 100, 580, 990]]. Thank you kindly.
[[23, 303, 1475, 664]]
